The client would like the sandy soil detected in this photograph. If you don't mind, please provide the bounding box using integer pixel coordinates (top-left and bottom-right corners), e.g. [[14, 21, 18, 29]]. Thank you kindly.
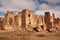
[[0, 30, 60, 40]]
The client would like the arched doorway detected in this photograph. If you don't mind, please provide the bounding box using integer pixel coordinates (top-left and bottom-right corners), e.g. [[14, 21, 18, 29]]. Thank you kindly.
[[9, 18, 13, 25]]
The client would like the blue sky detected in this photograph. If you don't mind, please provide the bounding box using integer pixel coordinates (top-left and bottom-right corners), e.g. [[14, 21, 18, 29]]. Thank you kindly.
[[0, 0, 60, 17]]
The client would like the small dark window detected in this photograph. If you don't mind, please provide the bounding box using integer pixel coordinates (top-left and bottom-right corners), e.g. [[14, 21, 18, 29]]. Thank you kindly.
[[29, 22, 31, 24], [41, 25, 44, 30], [28, 14, 30, 17]]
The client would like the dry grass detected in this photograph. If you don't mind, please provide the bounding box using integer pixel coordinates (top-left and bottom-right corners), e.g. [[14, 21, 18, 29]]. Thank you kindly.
[[0, 31, 60, 40]]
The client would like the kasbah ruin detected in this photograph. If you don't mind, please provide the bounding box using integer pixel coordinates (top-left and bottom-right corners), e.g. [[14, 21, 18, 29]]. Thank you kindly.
[[0, 9, 60, 32]]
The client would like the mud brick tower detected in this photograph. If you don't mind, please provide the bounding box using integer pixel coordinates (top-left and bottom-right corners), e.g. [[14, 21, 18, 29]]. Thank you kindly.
[[21, 9, 37, 31], [45, 12, 52, 31]]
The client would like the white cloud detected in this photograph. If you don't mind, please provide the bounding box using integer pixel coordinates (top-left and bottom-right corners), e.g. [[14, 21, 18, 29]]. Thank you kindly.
[[0, 0, 60, 18], [55, 6, 60, 10], [0, 0, 36, 11], [35, 3, 60, 17], [38, 3, 52, 10], [38, 3, 60, 11], [0, 7, 20, 12], [46, 0, 60, 4], [35, 10, 60, 17]]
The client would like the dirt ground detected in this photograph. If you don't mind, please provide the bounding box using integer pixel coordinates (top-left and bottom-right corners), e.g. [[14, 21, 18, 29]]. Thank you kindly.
[[0, 30, 60, 40]]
